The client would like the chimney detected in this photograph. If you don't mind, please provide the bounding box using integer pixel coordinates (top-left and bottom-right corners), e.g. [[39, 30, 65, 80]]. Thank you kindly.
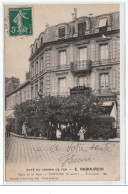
[[46, 23, 49, 28], [74, 8, 77, 19], [89, 13, 93, 18]]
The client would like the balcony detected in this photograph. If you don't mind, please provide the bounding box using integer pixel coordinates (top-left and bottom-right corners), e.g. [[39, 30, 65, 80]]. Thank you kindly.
[[70, 60, 92, 73], [50, 92, 69, 97], [51, 64, 70, 71], [96, 58, 120, 65], [98, 88, 112, 95]]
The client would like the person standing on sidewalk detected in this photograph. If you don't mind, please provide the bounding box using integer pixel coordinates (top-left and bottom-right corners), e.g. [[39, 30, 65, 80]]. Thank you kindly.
[[78, 125, 86, 141], [6, 121, 11, 137], [22, 122, 27, 137], [47, 121, 52, 139]]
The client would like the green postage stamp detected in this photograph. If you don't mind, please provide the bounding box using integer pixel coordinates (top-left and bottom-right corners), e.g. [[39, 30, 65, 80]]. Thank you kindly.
[[9, 7, 33, 36]]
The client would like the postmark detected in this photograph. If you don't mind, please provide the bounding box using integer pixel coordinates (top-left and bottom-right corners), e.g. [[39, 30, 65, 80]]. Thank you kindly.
[[9, 7, 33, 36]]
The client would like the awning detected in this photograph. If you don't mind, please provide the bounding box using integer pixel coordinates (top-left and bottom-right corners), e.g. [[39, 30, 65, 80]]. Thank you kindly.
[[110, 102, 117, 128], [102, 101, 117, 128], [99, 18, 107, 27], [5, 109, 15, 119]]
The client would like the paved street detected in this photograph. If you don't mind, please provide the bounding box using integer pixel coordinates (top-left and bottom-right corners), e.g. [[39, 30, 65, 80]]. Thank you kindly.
[[5, 136, 120, 182]]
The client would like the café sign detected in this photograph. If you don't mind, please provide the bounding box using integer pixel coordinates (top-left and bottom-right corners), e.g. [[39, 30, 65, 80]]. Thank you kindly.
[[70, 86, 91, 95]]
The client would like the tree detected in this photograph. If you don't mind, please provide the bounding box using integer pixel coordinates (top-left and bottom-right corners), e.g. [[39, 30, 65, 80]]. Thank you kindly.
[[14, 93, 104, 133]]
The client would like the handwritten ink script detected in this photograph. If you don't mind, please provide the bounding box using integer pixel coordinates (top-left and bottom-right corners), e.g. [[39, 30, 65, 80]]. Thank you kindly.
[[49, 142, 112, 167]]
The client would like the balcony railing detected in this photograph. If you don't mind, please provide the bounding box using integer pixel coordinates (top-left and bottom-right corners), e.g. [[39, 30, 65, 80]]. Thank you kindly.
[[97, 58, 120, 65], [98, 88, 112, 95], [70, 60, 92, 73], [51, 64, 70, 71]]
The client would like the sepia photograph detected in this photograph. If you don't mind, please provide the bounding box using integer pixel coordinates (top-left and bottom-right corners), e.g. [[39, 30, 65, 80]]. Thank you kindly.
[[4, 3, 121, 183]]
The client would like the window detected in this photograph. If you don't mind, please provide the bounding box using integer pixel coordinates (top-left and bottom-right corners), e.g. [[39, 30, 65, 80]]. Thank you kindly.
[[78, 76, 88, 86], [35, 61, 38, 75], [100, 44, 108, 60], [117, 39, 120, 60], [31, 87, 34, 99], [60, 51, 66, 65], [35, 43, 38, 51], [100, 74, 108, 92], [35, 84, 38, 98], [41, 37, 43, 45], [59, 78, 66, 95], [31, 64, 34, 77], [112, 70, 116, 89], [40, 57, 43, 72], [58, 27, 65, 38], [78, 22, 86, 36], [99, 18, 108, 32], [40, 82, 43, 92], [20, 92, 22, 102], [112, 40, 116, 59], [27, 89, 30, 99], [52, 77, 55, 93], [79, 47, 87, 61]]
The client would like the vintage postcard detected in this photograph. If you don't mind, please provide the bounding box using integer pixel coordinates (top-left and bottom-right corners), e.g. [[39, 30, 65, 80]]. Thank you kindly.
[[4, 4, 122, 184]]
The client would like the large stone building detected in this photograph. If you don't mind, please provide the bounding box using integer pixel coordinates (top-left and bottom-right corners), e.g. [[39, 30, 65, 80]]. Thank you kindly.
[[5, 10, 120, 135], [5, 76, 20, 95], [5, 74, 31, 118]]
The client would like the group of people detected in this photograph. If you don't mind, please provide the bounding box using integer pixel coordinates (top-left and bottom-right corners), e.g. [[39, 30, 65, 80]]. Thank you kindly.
[[47, 122, 87, 141], [6, 120, 87, 141]]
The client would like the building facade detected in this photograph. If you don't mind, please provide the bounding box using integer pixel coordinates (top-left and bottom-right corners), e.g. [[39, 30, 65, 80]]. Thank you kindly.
[[5, 80, 31, 119], [5, 76, 20, 95], [5, 11, 120, 135]]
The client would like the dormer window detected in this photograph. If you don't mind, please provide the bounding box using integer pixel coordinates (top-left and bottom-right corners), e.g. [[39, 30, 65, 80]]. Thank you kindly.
[[78, 22, 86, 36], [58, 27, 65, 38], [31, 48, 33, 54], [41, 37, 43, 45], [35, 43, 38, 51], [99, 18, 108, 32]]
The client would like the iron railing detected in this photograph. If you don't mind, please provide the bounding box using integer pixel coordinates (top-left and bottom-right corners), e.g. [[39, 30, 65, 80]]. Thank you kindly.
[[70, 60, 92, 72], [98, 88, 112, 95], [97, 58, 119, 65]]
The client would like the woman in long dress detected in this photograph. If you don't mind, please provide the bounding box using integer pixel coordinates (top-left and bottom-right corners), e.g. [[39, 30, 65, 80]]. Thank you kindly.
[[78, 126, 86, 141], [56, 123, 61, 139], [22, 122, 27, 136]]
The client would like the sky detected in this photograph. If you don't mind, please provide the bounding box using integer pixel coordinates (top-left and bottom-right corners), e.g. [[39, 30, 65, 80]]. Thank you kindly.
[[5, 4, 119, 83]]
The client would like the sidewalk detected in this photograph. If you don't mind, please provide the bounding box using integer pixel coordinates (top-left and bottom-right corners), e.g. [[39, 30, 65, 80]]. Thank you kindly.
[[10, 132, 120, 142]]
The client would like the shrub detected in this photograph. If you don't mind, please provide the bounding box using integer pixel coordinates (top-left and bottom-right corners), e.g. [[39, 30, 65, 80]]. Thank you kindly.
[[87, 116, 115, 139]]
